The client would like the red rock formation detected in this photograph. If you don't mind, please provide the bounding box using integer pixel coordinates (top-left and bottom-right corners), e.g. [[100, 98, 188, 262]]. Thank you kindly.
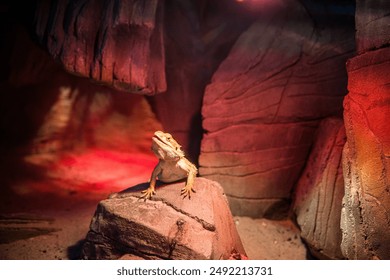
[[81, 178, 246, 260], [34, 0, 166, 94], [294, 118, 345, 259], [355, 0, 390, 53], [33, 0, 259, 162], [342, 49, 390, 259], [341, 0, 390, 260], [0, 25, 163, 196], [199, 0, 354, 217], [1, 26, 161, 155], [147, 0, 257, 162], [7, 0, 390, 261], [0, 19, 161, 155]]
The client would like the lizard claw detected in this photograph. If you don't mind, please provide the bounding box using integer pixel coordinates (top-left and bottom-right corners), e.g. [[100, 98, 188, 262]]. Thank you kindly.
[[181, 186, 195, 199], [141, 188, 156, 200]]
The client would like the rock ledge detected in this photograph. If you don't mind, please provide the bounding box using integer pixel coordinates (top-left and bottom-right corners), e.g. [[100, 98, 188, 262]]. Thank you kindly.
[[81, 177, 246, 260]]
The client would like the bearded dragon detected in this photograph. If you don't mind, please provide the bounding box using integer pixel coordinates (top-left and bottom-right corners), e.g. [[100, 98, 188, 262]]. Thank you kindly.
[[141, 131, 198, 200]]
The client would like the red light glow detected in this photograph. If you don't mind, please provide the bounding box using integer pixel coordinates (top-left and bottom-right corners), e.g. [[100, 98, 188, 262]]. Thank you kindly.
[[20, 149, 158, 197]]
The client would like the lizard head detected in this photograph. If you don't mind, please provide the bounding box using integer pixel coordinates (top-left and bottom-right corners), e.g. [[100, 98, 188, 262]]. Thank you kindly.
[[151, 131, 185, 161]]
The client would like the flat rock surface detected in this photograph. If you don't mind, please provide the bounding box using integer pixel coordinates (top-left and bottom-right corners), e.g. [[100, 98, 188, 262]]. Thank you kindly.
[[81, 178, 246, 260]]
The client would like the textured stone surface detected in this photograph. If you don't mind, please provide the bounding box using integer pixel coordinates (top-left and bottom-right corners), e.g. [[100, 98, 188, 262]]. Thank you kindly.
[[0, 24, 162, 155], [28, 84, 161, 155], [341, 47, 390, 259], [34, 0, 166, 94], [147, 0, 257, 162], [356, 0, 390, 53], [199, 0, 354, 217], [293, 118, 345, 259], [81, 178, 246, 260]]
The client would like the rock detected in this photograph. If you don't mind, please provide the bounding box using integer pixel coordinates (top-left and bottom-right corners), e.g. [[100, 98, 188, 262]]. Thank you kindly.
[[356, 0, 390, 53], [34, 0, 166, 94], [147, 0, 257, 162], [0, 23, 162, 155], [81, 178, 246, 260], [341, 47, 390, 259], [199, 0, 355, 217], [293, 118, 346, 259]]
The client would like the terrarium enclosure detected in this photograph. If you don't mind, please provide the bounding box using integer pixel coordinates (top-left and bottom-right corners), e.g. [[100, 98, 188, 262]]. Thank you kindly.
[[0, 0, 389, 260]]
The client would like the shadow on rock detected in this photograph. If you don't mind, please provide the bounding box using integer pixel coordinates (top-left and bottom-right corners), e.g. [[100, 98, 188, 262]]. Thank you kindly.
[[67, 239, 86, 260]]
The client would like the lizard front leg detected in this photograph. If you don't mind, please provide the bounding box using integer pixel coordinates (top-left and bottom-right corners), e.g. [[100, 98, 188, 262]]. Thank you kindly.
[[181, 168, 197, 199], [141, 164, 161, 200]]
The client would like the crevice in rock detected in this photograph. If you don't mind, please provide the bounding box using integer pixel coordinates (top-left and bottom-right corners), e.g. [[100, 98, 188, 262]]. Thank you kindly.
[[167, 219, 185, 259]]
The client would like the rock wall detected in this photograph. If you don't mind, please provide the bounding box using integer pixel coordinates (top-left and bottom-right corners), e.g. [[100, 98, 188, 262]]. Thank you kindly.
[[33, 0, 258, 161], [147, 0, 257, 162], [0, 25, 161, 155], [341, 0, 390, 259], [34, 0, 166, 94], [293, 118, 345, 259], [355, 0, 390, 53], [199, 0, 355, 217]]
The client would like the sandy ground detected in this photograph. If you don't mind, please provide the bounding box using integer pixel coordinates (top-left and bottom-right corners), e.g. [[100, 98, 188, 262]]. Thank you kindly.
[[0, 149, 308, 260], [235, 217, 307, 259], [0, 196, 308, 260]]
